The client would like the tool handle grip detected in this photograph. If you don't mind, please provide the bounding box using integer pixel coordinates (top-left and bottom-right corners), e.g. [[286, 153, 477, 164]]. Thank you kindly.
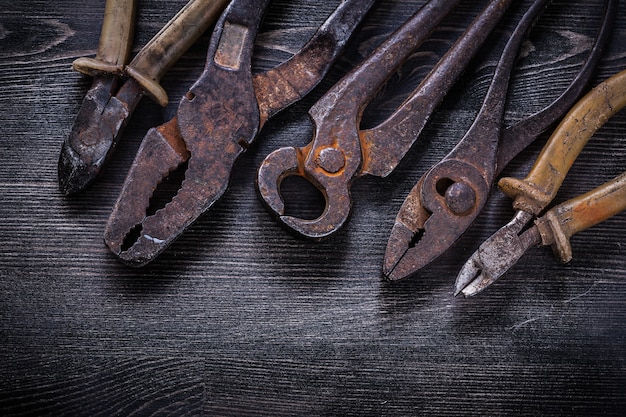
[[535, 170, 626, 262], [496, 0, 617, 175], [126, 0, 228, 106], [253, 0, 377, 126], [499, 68, 626, 214], [73, 0, 137, 75]]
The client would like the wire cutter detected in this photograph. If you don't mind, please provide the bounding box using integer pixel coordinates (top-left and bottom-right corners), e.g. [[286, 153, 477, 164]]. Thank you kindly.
[[104, 0, 377, 266], [257, 0, 520, 240], [59, 0, 228, 195], [383, 0, 616, 281], [455, 68, 626, 297], [59, 0, 137, 195]]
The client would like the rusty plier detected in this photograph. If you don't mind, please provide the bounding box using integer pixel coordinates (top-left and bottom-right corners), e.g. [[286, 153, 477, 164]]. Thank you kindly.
[[455, 68, 626, 297], [257, 0, 515, 239], [104, 0, 377, 266], [383, 0, 616, 281]]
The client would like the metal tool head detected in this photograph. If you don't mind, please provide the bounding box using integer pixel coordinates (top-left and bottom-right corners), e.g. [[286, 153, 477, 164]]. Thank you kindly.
[[59, 76, 118, 194], [257, 127, 358, 240], [103, 118, 192, 265], [59, 77, 142, 195], [454, 210, 537, 296], [383, 159, 493, 281]]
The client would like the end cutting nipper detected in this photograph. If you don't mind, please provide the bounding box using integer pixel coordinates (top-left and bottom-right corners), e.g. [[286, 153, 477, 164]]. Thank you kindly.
[[257, 0, 513, 239]]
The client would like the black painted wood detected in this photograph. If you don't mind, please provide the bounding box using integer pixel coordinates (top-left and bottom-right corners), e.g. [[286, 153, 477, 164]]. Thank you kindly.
[[1, 0, 625, 415]]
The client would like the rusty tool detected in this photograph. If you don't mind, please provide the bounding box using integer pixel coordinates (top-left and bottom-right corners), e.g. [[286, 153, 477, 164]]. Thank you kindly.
[[257, 0, 513, 240], [104, 0, 377, 266], [59, 0, 136, 194], [58, 0, 228, 195], [455, 68, 626, 297], [383, 0, 616, 281]]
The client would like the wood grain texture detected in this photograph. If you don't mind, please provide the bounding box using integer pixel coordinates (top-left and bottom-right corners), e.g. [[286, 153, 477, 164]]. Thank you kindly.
[[1, 0, 625, 415]]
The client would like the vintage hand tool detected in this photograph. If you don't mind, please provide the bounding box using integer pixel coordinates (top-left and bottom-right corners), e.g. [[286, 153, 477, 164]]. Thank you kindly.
[[455, 68, 626, 297], [383, 0, 616, 281], [58, 0, 228, 195], [104, 0, 377, 266], [257, 0, 519, 240]]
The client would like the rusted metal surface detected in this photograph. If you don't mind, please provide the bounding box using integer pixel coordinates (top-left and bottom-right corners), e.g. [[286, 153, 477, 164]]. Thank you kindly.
[[104, 0, 377, 266], [58, 0, 227, 195], [257, 0, 514, 240], [455, 67, 626, 297], [383, 0, 616, 282]]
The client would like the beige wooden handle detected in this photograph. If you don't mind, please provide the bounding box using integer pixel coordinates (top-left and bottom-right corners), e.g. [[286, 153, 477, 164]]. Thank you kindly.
[[73, 0, 137, 75], [499, 68, 626, 214], [535, 171, 626, 262]]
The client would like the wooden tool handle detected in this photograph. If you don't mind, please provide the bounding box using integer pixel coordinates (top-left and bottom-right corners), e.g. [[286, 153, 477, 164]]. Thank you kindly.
[[499, 68, 626, 214], [535, 171, 626, 262], [72, 0, 137, 75]]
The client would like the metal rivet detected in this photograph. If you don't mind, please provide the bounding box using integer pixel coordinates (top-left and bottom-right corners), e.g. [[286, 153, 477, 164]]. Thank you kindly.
[[316, 147, 345, 173], [445, 182, 475, 214]]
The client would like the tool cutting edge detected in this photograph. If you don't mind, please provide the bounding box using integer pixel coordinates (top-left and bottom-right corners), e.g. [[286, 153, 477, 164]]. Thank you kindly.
[[59, 0, 137, 195]]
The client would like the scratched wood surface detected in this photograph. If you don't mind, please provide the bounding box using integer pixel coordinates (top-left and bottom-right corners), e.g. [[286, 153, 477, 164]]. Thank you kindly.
[[1, 0, 625, 415]]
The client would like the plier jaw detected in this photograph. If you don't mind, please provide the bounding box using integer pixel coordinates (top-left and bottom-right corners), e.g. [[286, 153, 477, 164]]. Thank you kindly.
[[453, 210, 536, 297], [59, 76, 120, 194], [104, 118, 190, 266], [383, 160, 491, 281]]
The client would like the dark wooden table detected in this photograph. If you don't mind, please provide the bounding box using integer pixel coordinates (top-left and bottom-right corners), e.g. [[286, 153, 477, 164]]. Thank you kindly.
[[2, 0, 625, 415]]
